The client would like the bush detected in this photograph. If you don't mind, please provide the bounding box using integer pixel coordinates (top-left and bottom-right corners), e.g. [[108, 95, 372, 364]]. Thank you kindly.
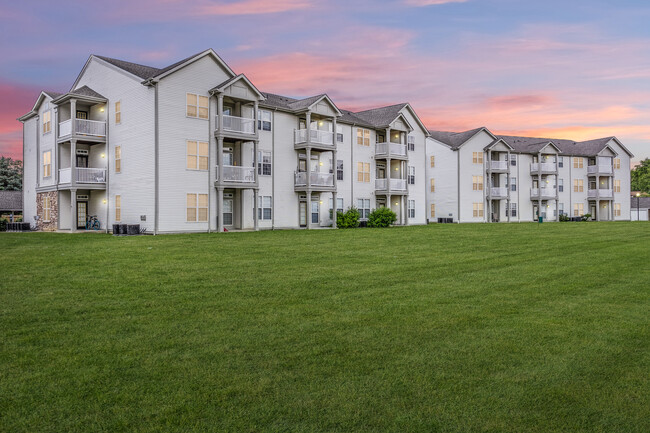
[[367, 207, 397, 228], [337, 207, 360, 228], [581, 213, 592, 222], [0, 218, 6, 232], [559, 214, 570, 222]]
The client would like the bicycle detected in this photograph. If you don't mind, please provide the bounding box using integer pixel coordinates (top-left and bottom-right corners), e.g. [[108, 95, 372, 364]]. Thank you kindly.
[[85, 215, 101, 230]]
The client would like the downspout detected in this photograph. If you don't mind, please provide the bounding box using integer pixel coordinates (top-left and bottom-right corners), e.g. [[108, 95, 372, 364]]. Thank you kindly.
[[105, 101, 110, 233], [456, 149, 460, 223], [154, 81, 160, 235]]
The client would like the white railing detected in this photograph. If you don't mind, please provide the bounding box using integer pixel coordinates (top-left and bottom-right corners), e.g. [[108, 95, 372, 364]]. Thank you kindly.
[[490, 187, 508, 197], [587, 165, 613, 174], [490, 161, 508, 171], [390, 178, 407, 191], [375, 178, 388, 190], [294, 171, 334, 187], [217, 165, 255, 183], [59, 119, 72, 137], [588, 188, 613, 198], [59, 168, 71, 184], [219, 114, 255, 134], [294, 129, 334, 146], [530, 162, 556, 172], [58, 119, 106, 137], [76, 167, 106, 183], [375, 142, 407, 157], [530, 187, 556, 198]]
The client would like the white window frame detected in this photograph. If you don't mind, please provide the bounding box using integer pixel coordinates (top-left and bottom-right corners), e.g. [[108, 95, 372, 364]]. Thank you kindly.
[[472, 152, 483, 164], [430, 155, 435, 168], [42, 151, 52, 178], [509, 202, 517, 217], [472, 175, 483, 191], [186, 140, 209, 171], [473, 202, 484, 218], [357, 128, 370, 146], [408, 199, 415, 219], [42, 110, 51, 134], [43, 196, 51, 222], [408, 166, 415, 185], [407, 135, 415, 151], [258, 109, 271, 131], [329, 197, 344, 214], [186, 93, 209, 120], [115, 146, 121, 174], [430, 178, 435, 192], [115, 195, 121, 222], [186, 193, 208, 222], [115, 101, 121, 124], [357, 162, 370, 183], [258, 195, 272, 220], [510, 176, 517, 192], [258, 151, 272, 176], [430, 203, 435, 219], [357, 198, 371, 219]]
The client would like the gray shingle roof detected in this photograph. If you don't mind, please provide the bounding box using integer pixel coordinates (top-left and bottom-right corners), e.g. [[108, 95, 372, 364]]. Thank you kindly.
[[0, 191, 22, 211], [260, 92, 299, 110], [497, 135, 614, 156], [354, 103, 408, 128], [70, 85, 106, 100], [43, 90, 63, 99], [428, 127, 486, 149], [339, 110, 375, 128], [287, 94, 327, 111], [631, 196, 650, 209], [95, 55, 161, 79]]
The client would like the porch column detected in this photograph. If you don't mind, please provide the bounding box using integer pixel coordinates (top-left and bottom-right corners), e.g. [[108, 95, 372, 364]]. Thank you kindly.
[[402, 195, 407, 226], [253, 139, 259, 186], [507, 151, 511, 223], [305, 111, 311, 146], [555, 154, 560, 221], [217, 137, 223, 183], [486, 152, 492, 223], [253, 101, 259, 135], [385, 128, 391, 143], [70, 99, 77, 136], [386, 157, 391, 195], [595, 175, 600, 221], [306, 146, 311, 229], [387, 193, 392, 223], [217, 94, 224, 132], [253, 188, 259, 231], [217, 187, 224, 233], [70, 189, 77, 233], [537, 151, 542, 221], [70, 139, 77, 188]]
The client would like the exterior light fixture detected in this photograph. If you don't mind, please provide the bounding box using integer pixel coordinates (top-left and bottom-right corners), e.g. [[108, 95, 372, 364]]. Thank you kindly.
[[102, 199, 107, 204], [101, 153, 105, 158], [394, 202, 399, 205], [319, 200, 323, 205], [100, 107, 105, 112], [319, 161, 323, 166], [318, 121, 323, 126]]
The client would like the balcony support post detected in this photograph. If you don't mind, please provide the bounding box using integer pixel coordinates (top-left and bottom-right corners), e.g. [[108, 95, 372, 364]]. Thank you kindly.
[[253, 101, 259, 135], [555, 154, 560, 221], [217, 137, 223, 183], [596, 175, 600, 221], [70, 140, 77, 188], [217, 187, 224, 233], [70, 188, 77, 233], [507, 151, 511, 223], [306, 146, 311, 230], [253, 188, 259, 231], [386, 157, 391, 195], [305, 111, 311, 146], [217, 94, 224, 133], [70, 99, 77, 137]]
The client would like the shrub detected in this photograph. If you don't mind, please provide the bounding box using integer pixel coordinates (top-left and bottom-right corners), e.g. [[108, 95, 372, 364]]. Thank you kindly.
[[559, 214, 570, 222], [337, 207, 360, 228], [581, 213, 592, 222], [367, 207, 397, 228], [0, 218, 6, 232]]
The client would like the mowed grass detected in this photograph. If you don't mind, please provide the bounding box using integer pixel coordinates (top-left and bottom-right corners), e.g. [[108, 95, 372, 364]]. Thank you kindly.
[[1, 223, 649, 432]]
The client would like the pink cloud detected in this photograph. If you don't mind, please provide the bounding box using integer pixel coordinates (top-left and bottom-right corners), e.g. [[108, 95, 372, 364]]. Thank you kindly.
[[195, 0, 311, 15], [0, 83, 42, 159], [405, 0, 468, 5]]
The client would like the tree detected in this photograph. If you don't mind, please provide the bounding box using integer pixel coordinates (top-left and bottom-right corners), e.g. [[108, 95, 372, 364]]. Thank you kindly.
[[631, 158, 650, 194], [0, 157, 22, 190]]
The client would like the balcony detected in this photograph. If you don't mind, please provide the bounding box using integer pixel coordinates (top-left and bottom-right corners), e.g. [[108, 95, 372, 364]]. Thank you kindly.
[[294, 171, 334, 190], [375, 142, 407, 159], [489, 161, 508, 172], [375, 178, 407, 194], [588, 189, 613, 199], [587, 165, 613, 175], [216, 165, 255, 184], [216, 114, 255, 136], [530, 162, 557, 174], [58, 119, 107, 141], [489, 187, 508, 198], [59, 167, 106, 187], [530, 187, 556, 200], [294, 129, 334, 149]]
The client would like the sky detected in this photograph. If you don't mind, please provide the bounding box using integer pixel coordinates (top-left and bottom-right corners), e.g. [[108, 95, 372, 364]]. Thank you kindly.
[[1, 0, 649, 164]]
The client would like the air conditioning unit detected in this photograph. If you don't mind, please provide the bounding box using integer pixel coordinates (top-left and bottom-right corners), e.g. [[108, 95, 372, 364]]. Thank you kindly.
[[76, 149, 89, 156], [77, 195, 89, 200]]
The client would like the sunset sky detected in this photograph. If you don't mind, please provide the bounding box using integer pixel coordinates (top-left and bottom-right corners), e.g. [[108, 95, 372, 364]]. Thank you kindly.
[[1, 0, 649, 163]]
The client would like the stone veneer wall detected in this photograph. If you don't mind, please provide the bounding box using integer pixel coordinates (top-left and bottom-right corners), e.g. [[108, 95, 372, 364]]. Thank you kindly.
[[36, 191, 58, 231]]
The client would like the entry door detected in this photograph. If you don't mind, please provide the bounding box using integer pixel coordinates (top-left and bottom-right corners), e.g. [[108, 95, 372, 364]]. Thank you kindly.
[[77, 202, 87, 229], [299, 202, 307, 227], [590, 205, 596, 217], [223, 199, 233, 226], [77, 155, 88, 168]]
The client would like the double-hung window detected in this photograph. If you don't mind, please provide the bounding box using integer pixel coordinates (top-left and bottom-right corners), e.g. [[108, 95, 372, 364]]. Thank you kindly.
[[614, 203, 621, 216], [311, 201, 319, 224], [509, 202, 517, 217], [258, 110, 271, 131], [573, 179, 583, 192], [558, 178, 563, 192], [357, 128, 370, 146], [43, 196, 51, 221], [115, 195, 121, 222], [510, 176, 517, 192], [115, 146, 122, 173], [510, 154, 517, 166], [258, 196, 272, 220], [336, 160, 343, 181], [187, 193, 208, 222], [558, 156, 563, 168], [614, 158, 621, 169], [407, 135, 415, 151], [430, 203, 436, 219], [472, 175, 483, 191], [430, 178, 435, 192], [472, 152, 483, 164], [42, 110, 51, 134], [329, 198, 344, 214], [357, 162, 370, 182], [187, 140, 209, 170], [258, 151, 272, 175], [614, 180, 621, 193], [336, 125, 343, 143], [573, 157, 583, 168], [115, 101, 122, 124], [408, 200, 415, 218], [574, 203, 584, 216], [559, 203, 564, 216], [42, 151, 51, 178], [408, 166, 415, 185], [357, 199, 371, 219], [430, 155, 435, 168], [473, 202, 484, 217], [186, 93, 209, 119]]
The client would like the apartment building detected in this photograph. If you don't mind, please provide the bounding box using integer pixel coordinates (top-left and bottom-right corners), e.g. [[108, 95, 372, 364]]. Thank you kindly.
[[426, 128, 633, 222], [19, 49, 430, 233]]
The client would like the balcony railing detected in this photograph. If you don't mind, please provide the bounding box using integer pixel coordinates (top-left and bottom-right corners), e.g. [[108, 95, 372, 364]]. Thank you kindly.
[[375, 142, 407, 158], [218, 114, 255, 134], [530, 187, 556, 198], [390, 178, 407, 191], [588, 188, 613, 199], [489, 187, 508, 198], [59, 167, 106, 184], [58, 119, 106, 138], [295, 171, 334, 187], [294, 129, 334, 146], [489, 161, 508, 171], [217, 165, 255, 183], [587, 165, 613, 175], [530, 162, 556, 173]]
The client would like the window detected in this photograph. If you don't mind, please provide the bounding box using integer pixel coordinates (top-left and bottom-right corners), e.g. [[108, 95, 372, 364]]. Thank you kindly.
[[573, 179, 584, 192], [42, 151, 51, 178], [509, 202, 517, 217], [115, 101, 121, 124], [408, 200, 415, 218], [187, 193, 208, 222], [358, 199, 371, 219], [510, 176, 516, 192], [357, 128, 370, 146], [311, 201, 319, 224], [614, 203, 621, 216], [115, 195, 121, 222], [558, 156, 563, 168], [336, 125, 343, 143], [559, 203, 564, 216], [408, 166, 415, 185], [430, 178, 435, 192], [329, 198, 344, 214], [614, 158, 621, 169], [258, 109, 271, 131], [430, 203, 435, 219], [187, 140, 209, 170], [407, 135, 415, 151], [336, 160, 343, 181], [558, 178, 563, 192], [510, 154, 517, 166], [574, 203, 584, 216], [614, 180, 621, 193], [115, 146, 121, 173], [223, 198, 233, 225], [472, 152, 483, 164], [43, 196, 51, 221], [186, 93, 209, 119], [258, 196, 272, 220], [42, 110, 51, 134], [258, 151, 272, 175], [473, 202, 484, 218], [472, 175, 483, 191], [430, 155, 435, 168], [573, 157, 583, 168], [357, 162, 370, 182]]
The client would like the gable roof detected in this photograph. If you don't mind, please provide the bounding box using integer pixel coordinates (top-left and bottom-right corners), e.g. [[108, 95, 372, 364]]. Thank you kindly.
[[95, 55, 161, 80], [354, 103, 408, 129], [497, 135, 630, 157], [0, 191, 22, 211], [428, 127, 491, 150], [210, 74, 265, 101], [260, 92, 342, 116], [18, 91, 64, 122], [52, 85, 107, 104]]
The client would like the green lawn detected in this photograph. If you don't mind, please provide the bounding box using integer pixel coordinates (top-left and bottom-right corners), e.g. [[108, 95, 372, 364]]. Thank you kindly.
[[1, 223, 649, 432]]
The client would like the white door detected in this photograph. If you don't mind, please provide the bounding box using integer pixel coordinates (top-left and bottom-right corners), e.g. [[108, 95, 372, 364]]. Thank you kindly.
[[299, 202, 307, 227], [223, 199, 233, 226]]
